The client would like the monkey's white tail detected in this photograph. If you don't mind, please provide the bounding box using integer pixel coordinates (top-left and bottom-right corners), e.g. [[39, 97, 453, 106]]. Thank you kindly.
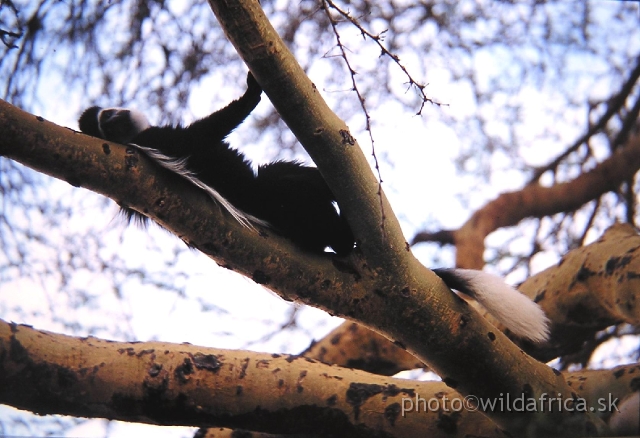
[[433, 268, 550, 343]]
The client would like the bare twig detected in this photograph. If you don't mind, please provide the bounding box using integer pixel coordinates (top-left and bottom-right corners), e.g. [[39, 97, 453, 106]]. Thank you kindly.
[[323, 0, 443, 114], [321, 0, 386, 238], [529, 54, 640, 183]]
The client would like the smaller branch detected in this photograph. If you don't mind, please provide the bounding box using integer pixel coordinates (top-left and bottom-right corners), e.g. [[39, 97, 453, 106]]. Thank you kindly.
[[413, 126, 640, 269], [624, 177, 635, 224], [611, 91, 640, 151], [529, 54, 640, 183], [411, 229, 456, 246], [323, 0, 443, 113], [0, 28, 22, 49], [579, 199, 600, 247], [0, 0, 21, 49], [557, 327, 621, 371], [301, 322, 425, 375]]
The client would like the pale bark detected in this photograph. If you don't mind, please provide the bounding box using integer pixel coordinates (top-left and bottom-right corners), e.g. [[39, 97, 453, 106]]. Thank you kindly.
[[2, 320, 633, 437]]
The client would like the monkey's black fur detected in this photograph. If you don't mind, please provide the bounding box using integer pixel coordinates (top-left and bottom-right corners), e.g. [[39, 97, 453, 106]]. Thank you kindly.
[[79, 73, 354, 255]]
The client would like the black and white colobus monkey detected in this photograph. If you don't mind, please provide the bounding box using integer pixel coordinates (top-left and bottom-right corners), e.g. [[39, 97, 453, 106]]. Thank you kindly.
[[78, 73, 549, 342], [79, 73, 354, 255]]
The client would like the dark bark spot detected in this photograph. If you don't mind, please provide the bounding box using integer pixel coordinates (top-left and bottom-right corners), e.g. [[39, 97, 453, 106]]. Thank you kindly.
[[297, 370, 307, 392], [339, 129, 356, 146], [56, 366, 77, 388], [605, 256, 632, 275], [256, 360, 270, 369], [384, 403, 401, 426], [382, 384, 415, 399], [137, 349, 155, 357], [285, 355, 301, 363], [614, 368, 626, 379], [571, 265, 596, 288], [9, 335, 29, 362], [627, 271, 640, 280], [148, 363, 163, 377], [346, 383, 384, 420], [238, 358, 250, 379], [174, 358, 194, 384], [124, 148, 139, 170], [630, 377, 640, 392], [192, 353, 221, 372], [252, 270, 270, 285], [436, 412, 459, 433]]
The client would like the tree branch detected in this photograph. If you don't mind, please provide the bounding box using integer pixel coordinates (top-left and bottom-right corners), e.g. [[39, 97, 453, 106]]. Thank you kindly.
[[0, 319, 498, 437], [529, 54, 640, 182], [517, 223, 640, 361], [413, 126, 640, 269], [301, 322, 425, 376], [1, 320, 631, 436]]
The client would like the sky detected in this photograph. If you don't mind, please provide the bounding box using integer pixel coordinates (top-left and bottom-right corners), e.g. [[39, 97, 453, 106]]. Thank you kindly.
[[1, 0, 639, 436]]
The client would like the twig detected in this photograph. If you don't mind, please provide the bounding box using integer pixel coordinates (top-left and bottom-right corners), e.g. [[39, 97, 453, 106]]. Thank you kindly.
[[529, 54, 640, 183], [323, 0, 443, 114], [321, 0, 387, 238]]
